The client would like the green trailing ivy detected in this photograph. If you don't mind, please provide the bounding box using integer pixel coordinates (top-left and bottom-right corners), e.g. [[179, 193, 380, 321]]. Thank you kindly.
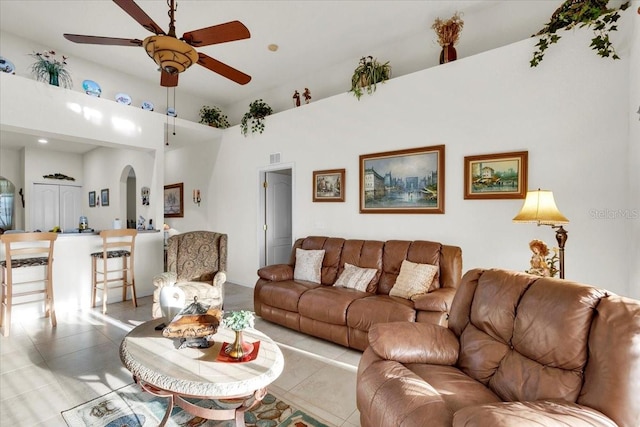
[[530, 0, 629, 67]]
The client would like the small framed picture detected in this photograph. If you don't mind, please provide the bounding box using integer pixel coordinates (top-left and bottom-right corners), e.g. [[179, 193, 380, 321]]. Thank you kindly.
[[101, 188, 110, 206], [313, 169, 345, 202], [88, 191, 96, 207], [464, 151, 528, 199], [164, 183, 184, 218]]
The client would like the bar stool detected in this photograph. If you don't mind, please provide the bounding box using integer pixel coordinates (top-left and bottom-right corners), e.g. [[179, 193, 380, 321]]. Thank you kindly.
[[91, 229, 137, 314], [0, 232, 58, 337]]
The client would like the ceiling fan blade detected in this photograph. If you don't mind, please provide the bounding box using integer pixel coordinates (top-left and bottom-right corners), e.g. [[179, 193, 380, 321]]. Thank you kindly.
[[64, 34, 143, 46], [161, 70, 179, 87], [198, 53, 251, 85], [182, 21, 250, 47], [113, 0, 165, 35]]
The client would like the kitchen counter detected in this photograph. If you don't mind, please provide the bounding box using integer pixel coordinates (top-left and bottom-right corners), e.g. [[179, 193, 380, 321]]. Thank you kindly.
[[0, 230, 164, 317]]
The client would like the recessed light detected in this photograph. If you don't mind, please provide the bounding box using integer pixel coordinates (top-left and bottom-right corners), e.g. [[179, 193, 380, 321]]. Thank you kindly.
[[38, 138, 48, 144], [268, 44, 278, 52]]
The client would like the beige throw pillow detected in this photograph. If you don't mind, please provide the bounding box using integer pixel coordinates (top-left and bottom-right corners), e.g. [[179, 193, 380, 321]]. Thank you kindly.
[[389, 260, 439, 300], [334, 263, 377, 292], [293, 248, 325, 284]]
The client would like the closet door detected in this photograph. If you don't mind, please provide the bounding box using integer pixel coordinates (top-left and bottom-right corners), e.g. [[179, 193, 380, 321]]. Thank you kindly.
[[31, 184, 82, 232], [59, 185, 82, 231], [31, 184, 59, 231]]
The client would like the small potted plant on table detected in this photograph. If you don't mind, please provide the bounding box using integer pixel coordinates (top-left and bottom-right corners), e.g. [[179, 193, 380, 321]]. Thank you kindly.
[[199, 105, 230, 128], [222, 310, 255, 359]]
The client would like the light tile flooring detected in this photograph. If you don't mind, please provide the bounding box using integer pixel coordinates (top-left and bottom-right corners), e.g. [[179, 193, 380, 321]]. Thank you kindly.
[[0, 283, 361, 427]]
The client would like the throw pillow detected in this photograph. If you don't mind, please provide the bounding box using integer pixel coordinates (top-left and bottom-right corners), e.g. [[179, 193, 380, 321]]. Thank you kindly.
[[389, 259, 439, 300], [334, 263, 377, 292], [293, 248, 325, 284]]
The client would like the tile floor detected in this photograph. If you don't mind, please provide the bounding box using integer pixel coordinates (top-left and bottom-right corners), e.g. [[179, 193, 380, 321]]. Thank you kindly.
[[0, 283, 362, 427]]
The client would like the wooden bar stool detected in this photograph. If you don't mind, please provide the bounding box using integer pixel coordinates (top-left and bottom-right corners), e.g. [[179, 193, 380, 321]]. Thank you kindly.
[[0, 232, 58, 337], [91, 229, 137, 314]]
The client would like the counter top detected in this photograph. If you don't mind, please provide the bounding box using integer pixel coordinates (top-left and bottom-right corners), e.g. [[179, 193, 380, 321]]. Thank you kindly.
[[56, 229, 160, 236]]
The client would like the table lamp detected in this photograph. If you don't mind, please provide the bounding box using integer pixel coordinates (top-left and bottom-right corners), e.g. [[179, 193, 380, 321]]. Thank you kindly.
[[513, 189, 569, 278]]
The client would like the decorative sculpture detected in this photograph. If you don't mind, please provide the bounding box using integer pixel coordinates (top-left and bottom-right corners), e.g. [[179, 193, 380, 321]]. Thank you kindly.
[[292, 90, 301, 107]]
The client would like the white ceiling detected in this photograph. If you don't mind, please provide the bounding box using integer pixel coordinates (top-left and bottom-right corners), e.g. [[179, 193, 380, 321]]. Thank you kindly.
[[0, 1, 562, 153]]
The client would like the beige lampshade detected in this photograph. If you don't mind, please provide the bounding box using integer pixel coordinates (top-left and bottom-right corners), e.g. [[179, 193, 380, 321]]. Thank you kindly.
[[513, 189, 569, 225]]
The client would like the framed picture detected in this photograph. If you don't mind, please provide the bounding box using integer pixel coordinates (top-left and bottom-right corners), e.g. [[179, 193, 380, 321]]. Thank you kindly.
[[313, 169, 345, 202], [100, 188, 110, 206], [88, 191, 96, 207], [359, 145, 445, 214], [164, 183, 184, 218], [464, 151, 528, 199]]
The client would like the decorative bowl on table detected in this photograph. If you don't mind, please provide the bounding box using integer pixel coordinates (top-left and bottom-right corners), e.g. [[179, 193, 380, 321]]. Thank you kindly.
[[162, 297, 222, 349]]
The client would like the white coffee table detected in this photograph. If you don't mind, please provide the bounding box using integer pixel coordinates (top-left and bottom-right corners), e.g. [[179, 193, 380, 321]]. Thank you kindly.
[[120, 319, 284, 426]]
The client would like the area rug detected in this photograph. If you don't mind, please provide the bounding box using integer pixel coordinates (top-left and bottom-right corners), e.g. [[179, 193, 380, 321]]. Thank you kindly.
[[62, 383, 330, 427]]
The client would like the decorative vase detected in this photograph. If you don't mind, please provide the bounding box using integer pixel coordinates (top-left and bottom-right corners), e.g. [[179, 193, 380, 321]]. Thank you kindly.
[[159, 286, 185, 324], [49, 71, 60, 86], [226, 329, 254, 359], [439, 44, 457, 64]]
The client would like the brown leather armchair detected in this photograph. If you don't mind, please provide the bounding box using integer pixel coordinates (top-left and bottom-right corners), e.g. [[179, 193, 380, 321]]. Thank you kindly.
[[152, 231, 227, 318], [357, 268, 640, 427]]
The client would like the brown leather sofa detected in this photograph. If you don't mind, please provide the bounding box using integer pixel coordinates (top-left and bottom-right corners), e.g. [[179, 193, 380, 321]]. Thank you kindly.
[[254, 236, 462, 350], [357, 268, 640, 427]]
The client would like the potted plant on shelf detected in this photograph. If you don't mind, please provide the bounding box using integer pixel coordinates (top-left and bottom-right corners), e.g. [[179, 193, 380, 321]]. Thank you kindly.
[[222, 310, 256, 359], [240, 99, 273, 136], [530, 0, 630, 67], [29, 50, 72, 88], [349, 56, 391, 100], [431, 12, 464, 64], [198, 105, 230, 128]]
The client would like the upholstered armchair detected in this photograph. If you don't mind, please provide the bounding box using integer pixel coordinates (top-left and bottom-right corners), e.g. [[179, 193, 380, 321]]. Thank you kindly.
[[152, 231, 227, 319]]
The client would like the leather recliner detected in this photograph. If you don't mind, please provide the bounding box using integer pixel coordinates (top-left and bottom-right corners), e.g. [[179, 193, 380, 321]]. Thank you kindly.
[[357, 268, 640, 427]]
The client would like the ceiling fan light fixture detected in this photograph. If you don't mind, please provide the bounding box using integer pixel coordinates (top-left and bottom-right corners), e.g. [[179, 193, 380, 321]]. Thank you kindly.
[[143, 35, 198, 74]]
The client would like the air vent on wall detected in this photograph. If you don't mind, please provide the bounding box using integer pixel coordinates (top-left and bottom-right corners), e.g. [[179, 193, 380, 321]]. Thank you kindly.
[[270, 153, 281, 164]]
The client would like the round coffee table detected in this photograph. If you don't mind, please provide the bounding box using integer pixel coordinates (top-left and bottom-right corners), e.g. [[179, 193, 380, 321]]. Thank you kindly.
[[120, 319, 284, 426]]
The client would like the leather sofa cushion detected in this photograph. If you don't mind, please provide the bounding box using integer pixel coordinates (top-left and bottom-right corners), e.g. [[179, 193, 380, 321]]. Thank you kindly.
[[256, 280, 320, 312], [368, 322, 459, 365], [578, 295, 640, 427], [452, 400, 617, 427], [347, 295, 415, 332], [298, 286, 367, 325], [338, 240, 384, 292], [358, 352, 501, 427], [378, 240, 442, 295]]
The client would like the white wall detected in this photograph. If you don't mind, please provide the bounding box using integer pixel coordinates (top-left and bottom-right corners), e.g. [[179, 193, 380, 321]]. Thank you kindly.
[[0, 31, 213, 123], [208, 28, 636, 298], [83, 146, 162, 232], [628, 3, 640, 299], [163, 139, 223, 232]]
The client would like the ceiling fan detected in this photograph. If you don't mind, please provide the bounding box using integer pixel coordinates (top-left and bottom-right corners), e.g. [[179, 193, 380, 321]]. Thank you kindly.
[[64, 0, 251, 87]]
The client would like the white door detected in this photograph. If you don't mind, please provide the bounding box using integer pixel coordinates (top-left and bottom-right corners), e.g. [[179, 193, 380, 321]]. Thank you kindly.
[[59, 185, 82, 231], [31, 183, 82, 232], [265, 171, 292, 265], [31, 184, 59, 232]]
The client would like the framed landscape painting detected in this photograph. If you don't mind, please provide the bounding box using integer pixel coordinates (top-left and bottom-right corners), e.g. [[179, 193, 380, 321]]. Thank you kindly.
[[359, 145, 445, 214], [313, 169, 345, 202], [164, 183, 184, 218], [464, 151, 528, 199]]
